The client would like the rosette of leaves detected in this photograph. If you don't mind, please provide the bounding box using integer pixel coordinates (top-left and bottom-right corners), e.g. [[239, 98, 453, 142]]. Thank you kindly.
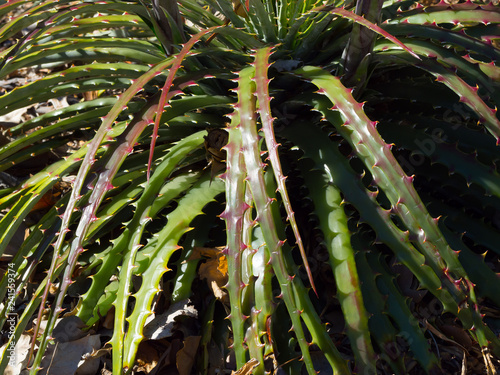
[[0, 0, 499, 374]]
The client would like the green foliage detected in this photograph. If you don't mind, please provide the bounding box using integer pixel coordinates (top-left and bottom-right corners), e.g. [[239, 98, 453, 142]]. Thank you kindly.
[[1, 0, 500, 374]]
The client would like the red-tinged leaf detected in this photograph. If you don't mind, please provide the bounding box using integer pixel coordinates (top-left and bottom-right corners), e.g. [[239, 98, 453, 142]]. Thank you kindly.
[[316, 6, 421, 61], [395, 9, 500, 26], [253, 47, 317, 296], [148, 26, 220, 180], [29, 55, 177, 367]]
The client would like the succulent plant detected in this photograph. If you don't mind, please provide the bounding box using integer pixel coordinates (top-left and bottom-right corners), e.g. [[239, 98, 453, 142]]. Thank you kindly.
[[0, 0, 499, 374]]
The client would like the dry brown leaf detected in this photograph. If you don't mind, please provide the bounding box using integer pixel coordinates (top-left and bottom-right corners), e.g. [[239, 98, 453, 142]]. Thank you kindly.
[[135, 341, 160, 373], [391, 261, 427, 303], [143, 300, 198, 340], [3, 334, 31, 375], [0, 105, 34, 125], [176, 336, 201, 375], [102, 306, 115, 329], [424, 320, 469, 354], [438, 323, 473, 350], [231, 358, 259, 375], [83, 90, 100, 101], [39, 334, 101, 375], [482, 348, 498, 375]]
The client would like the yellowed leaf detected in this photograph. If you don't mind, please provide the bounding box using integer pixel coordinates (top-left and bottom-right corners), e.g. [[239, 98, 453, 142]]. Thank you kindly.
[[217, 252, 228, 276], [199, 258, 227, 300], [195, 247, 228, 301]]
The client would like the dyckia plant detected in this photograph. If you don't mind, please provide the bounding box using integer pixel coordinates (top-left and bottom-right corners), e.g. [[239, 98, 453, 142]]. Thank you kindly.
[[1, 0, 500, 374]]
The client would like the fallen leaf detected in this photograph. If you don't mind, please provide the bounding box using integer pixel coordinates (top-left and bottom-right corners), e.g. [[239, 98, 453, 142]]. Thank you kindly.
[[391, 260, 427, 303], [424, 320, 469, 353], [0, 105, 34, 125], [438, 323, 473, 350], [135, 341, 160, 373], [194, 247, 228, 302], [23, 316, 102, 375], [102, 307, 114, 329], [482, 348, 498, 375], [3, 334, 31, 375], [231, 358, 259, 375], [176, 336, 201, 375], [39, 334, 101, 375], [143, 299, 198, 340], [51, 315, 89, 343]]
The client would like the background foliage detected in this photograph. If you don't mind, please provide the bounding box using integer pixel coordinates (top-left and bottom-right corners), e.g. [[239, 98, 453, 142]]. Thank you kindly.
[[0, 0, 500, 374]]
